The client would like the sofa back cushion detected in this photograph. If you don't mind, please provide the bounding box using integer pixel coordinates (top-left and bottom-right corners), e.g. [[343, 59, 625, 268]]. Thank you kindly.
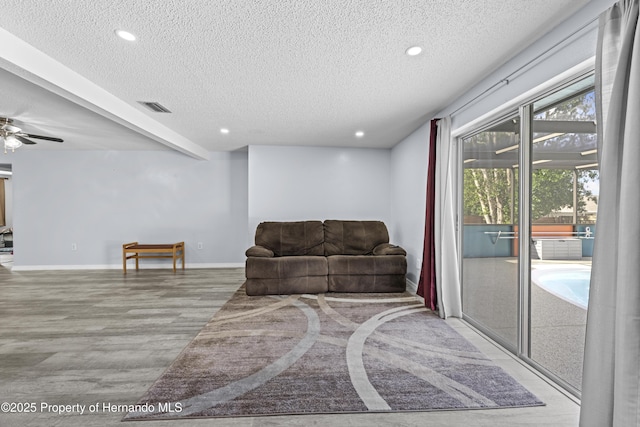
[[324, 220, 389, 256], [255, 221, 325, 256]]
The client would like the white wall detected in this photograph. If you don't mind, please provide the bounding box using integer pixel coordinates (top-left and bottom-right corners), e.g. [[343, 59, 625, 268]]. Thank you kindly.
[[10, 149, 248, 269], [248, 145, 393, 244]]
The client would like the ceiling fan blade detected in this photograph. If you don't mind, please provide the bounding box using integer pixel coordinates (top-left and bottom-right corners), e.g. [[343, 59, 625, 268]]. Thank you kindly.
[[15, 135, 37, 145], [24, 133, 63, 143]]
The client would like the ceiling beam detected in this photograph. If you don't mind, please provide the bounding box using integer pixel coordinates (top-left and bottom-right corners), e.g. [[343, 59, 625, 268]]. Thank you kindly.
[[0, 28, 209, 160]]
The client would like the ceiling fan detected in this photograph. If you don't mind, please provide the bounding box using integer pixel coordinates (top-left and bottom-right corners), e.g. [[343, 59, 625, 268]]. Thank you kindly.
[[0, 117, 64, 153]]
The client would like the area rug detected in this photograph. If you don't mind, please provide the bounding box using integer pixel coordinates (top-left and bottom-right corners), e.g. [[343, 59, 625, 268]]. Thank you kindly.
[[124, 286, 543, 420]]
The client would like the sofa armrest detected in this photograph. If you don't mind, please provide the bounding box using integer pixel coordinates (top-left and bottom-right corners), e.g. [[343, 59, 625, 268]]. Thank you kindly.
[[245, 245, 275, 257], [373, 243, 407, 256]]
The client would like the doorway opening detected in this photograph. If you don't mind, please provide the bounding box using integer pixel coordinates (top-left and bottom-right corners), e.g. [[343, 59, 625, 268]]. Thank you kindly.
[[1, 163, 14, 268]]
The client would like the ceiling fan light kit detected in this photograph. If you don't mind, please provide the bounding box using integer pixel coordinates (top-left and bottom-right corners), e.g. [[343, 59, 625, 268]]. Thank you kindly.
[[3, 135, 22, 152], [0, 117, 64, 154]]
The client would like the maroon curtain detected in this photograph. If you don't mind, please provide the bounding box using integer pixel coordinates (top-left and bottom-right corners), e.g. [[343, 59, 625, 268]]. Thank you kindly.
[[417, 119, 439, 310]]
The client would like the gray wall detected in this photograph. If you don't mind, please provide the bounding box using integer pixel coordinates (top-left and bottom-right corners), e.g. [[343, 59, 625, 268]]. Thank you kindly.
[[390, 122, 429, 285], [10, 150, 248, 269], [247, 145, 393, 244], [9, 144, 398, 270]]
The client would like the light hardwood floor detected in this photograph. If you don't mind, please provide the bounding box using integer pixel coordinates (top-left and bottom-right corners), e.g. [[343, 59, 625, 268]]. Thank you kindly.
[[0, 267, 580, 426]]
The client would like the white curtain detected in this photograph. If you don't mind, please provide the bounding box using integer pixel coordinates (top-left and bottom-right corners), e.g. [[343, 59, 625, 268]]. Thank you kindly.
[[580, 1, 640, 426], [434, 116, 462, 318]]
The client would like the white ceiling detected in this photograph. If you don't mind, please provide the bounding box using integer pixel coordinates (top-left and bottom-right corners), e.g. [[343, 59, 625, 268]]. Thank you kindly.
[[0, 0, 590, 158]]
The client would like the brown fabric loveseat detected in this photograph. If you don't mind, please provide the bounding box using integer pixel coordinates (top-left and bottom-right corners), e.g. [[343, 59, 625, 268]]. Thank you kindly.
[[245, 220, 407, 296]]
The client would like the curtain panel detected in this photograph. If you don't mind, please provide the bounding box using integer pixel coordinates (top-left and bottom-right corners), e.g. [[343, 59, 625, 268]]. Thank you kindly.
[[417, 119, 438, 311], [433, 117, 462, 318], [417, 117, 462, 318], [580, 1, 640, 426]]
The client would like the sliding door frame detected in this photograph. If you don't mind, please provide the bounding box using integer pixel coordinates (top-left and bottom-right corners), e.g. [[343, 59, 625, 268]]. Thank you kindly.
[[457, 70, 595, 398], [518, 103, 533, 359]]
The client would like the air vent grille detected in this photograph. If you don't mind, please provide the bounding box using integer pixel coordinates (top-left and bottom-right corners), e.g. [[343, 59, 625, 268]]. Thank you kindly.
[[138, 101, 172, 113]]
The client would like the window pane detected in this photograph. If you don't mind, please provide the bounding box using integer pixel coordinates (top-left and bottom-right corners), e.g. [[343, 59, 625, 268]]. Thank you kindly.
[[529, 77, 597, 391], [462, 115, 519, 349]]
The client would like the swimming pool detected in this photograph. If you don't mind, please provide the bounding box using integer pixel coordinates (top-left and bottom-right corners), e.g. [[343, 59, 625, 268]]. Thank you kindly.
[[532, 268, 591, 309]]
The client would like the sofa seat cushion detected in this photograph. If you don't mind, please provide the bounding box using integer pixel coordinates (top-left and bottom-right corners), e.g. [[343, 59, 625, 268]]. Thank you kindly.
[[255, 221, 324, 256], [327, 254, 406, 276], [324, 220, 390, 255], [246, 256, 328, 279]]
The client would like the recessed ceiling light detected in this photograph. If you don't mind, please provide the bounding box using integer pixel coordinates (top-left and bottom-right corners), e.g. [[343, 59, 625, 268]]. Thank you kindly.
[[355, 131, 365, 138], [405, 46, 422, 56], [220, 128, 230, 134], [115, 30, 136, 41]]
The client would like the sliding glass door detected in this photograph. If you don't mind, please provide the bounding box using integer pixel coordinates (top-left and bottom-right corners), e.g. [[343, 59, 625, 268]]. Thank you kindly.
[[528, 78, 597, 391], [460, 74, 597, 395], [462, 114, 520, 350]]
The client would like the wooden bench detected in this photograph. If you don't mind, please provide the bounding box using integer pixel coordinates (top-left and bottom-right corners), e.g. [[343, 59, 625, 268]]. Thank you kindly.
[[122, 242, 185, 273]]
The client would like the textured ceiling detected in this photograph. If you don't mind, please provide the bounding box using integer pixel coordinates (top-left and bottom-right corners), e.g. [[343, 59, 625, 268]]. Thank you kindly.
[[0, 0, 590, 155]]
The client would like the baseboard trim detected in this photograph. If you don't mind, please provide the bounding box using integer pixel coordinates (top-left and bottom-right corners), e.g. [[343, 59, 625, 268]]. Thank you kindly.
[[11, 263, 245, 271], [406, 278, 417, 293]]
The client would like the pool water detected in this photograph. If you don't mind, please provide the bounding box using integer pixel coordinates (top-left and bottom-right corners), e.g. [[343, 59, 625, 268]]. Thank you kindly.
[[532, 269, 591, 309]]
